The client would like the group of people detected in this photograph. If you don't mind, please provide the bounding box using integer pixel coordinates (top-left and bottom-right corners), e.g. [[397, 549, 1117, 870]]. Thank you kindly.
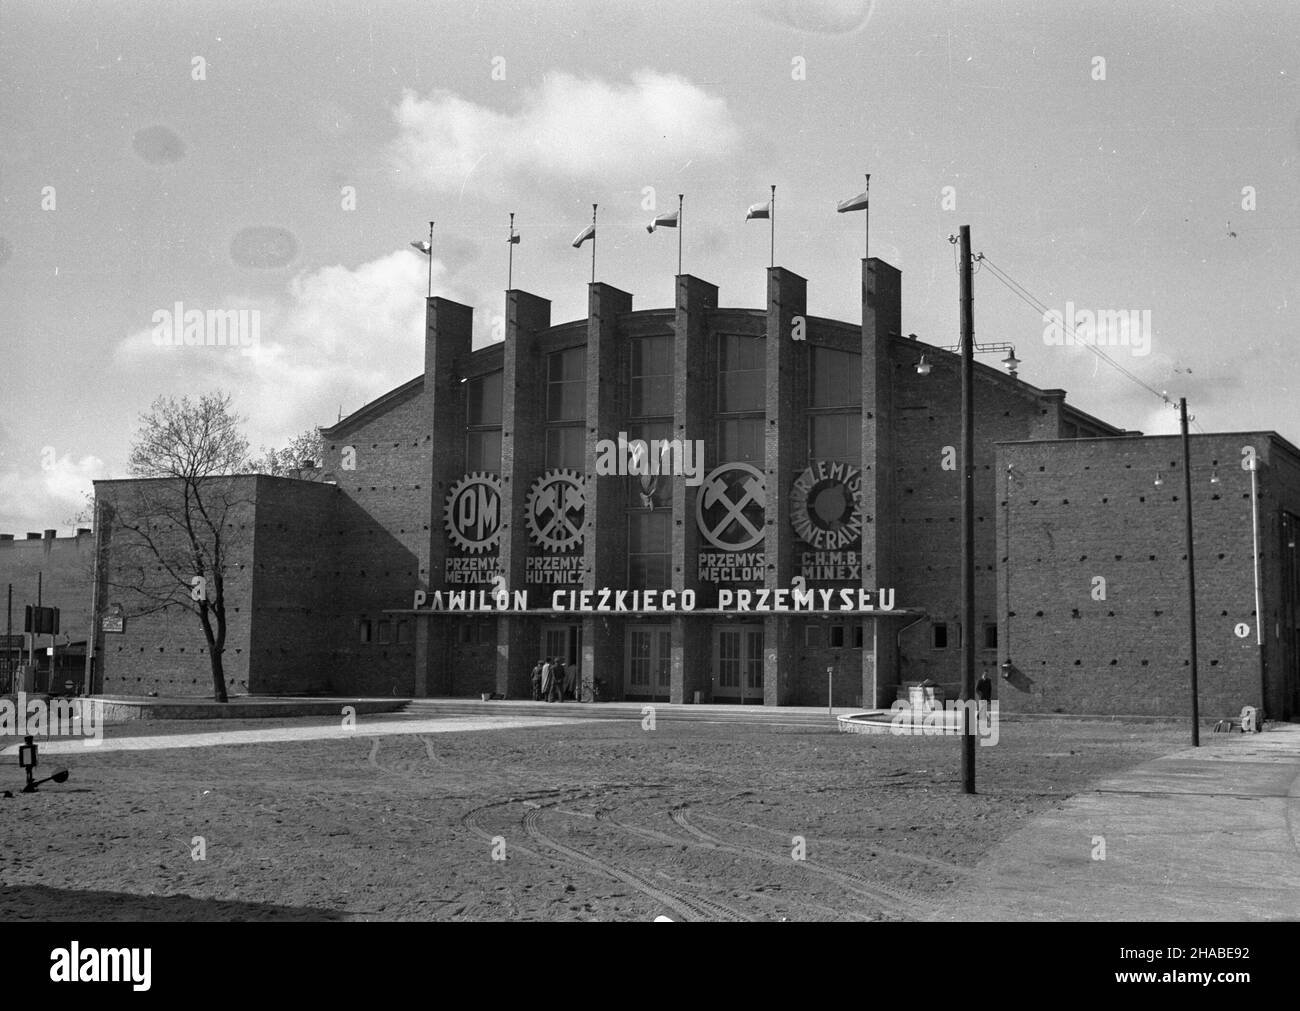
[[532, 657, 577, 702]]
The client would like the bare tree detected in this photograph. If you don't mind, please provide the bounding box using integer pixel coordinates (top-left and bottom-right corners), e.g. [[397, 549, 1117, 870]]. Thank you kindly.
[[105, 393, 251, 702], [249, 427, 325, 479]]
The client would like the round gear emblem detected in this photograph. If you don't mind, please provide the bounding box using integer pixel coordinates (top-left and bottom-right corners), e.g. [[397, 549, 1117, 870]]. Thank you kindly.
[[443, 472, 504, 553], [789, 459, 863, 550], [525, 470, 586, 552]]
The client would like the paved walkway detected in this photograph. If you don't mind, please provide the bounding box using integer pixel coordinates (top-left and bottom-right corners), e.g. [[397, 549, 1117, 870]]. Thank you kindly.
[[929, 724, 1300, 921], [0, 715, 602, 755]]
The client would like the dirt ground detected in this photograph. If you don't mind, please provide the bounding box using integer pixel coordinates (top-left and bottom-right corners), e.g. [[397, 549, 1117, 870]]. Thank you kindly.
[[0, 715, 1187, 921]]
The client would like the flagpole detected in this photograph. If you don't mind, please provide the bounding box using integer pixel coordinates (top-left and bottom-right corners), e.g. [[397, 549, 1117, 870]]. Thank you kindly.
[[677, 193, 684, 276], [769, 184, 775, 268], [508, 212, 515, 290], [426, 220, 434, 298], [864, 173, 870, 261], [591, 203, 597, 284]]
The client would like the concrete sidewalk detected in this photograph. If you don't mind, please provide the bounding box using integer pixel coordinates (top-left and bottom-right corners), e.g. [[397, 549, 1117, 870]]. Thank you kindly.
[[929, 724, 1300, 921]]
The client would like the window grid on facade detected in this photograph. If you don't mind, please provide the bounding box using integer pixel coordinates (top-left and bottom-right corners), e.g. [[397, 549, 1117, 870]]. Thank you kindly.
[[808, 347, 862, 463], [547, 348, 585, 469], [466, 371, 503, 473], [628, 512, 671, 588], [630, 335, 673, 419], [547, 348, 586, 421], [718, 334, 765, 414]]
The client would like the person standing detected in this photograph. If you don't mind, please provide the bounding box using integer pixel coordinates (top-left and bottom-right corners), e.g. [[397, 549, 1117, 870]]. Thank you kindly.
[[541, 658, 554, 703], [531, 660, 543, 701], [562, 657, 576, 701], [976, 670, 993, 730]]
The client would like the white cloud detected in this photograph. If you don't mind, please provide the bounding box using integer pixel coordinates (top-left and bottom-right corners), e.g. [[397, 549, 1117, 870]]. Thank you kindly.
[[112, 250, 491, 456], [388, 71, 741, 193], [0, 452, 105, 534]]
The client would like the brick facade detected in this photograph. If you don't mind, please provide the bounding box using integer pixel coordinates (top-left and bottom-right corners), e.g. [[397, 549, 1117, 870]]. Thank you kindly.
[[998, 433, 1300, 719], [78, 258, 1299, 716]]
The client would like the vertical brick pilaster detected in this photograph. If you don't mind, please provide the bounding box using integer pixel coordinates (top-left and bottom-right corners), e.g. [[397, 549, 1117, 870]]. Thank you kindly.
[[764, 267, 807, 705], [673, 274, 718, 702], [424, 296, 474, 695], [862, 258, 901, 705], [582, 282, 633, 699], [498, 290, 551, 695]]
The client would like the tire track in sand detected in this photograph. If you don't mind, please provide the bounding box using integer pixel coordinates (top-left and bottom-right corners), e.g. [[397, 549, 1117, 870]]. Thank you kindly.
[[521, 807, 752, 922], [669, 806, 933, 920]]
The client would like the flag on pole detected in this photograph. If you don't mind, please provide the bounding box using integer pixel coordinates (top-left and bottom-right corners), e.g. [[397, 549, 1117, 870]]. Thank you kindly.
[[745, 200, 771, 220], [572, 224, 595, 247], [410, 240, 432, 255], [646, 210, 678, 233], [836, 190, 869, 213], [507, 233, 520, 245]]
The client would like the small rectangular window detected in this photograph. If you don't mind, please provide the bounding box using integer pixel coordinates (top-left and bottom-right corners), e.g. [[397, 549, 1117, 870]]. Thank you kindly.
[[805, 625, 823, 648], [830, 625, 845, 648], [853, 624, 864, 649], [932, 622, 948, 649], [983, 623, 998, 650], [359, 619, 372, 644], [377, 619, 392, 644], [458, 622, 475, 645]]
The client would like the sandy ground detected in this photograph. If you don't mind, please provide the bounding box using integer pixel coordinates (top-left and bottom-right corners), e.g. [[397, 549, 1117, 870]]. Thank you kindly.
[[0, 715, 1187, 921]]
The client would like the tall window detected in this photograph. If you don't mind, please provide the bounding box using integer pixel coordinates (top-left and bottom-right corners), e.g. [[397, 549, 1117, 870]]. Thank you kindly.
[[547, 348, 585, 421], [466, 371, 503, 473], [718, 334, 764, 466], [631, 335, 673, 418], [719, 418, 764, 464], [718, 334, 764, 413], [628, 512, 671, 588], [546, 428, 585, 471], [810, 347, 861, 409], [809, 415, 861, 462], [547, 348, 585, 470], [809, 347, 861, 462]]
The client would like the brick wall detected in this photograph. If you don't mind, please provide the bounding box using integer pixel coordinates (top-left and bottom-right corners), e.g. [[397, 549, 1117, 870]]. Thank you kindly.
[[94, 477, 257, 697], [997, 433, 1300, 718], [0, 530, 95, 643]]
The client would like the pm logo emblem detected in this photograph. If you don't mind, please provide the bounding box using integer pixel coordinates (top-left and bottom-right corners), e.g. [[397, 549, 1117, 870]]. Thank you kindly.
[[697, 462, 766, 551], [444, 472, 503, 553], [526, 470, 586, 552]]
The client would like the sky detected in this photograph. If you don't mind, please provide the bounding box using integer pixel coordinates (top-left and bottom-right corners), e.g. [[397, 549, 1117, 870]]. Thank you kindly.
[[1, 0, 1297, 535]]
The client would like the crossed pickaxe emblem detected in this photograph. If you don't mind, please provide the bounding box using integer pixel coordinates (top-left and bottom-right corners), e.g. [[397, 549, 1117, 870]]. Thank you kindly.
[[701, 466, 766, 549], [534, 479, 584, 545]]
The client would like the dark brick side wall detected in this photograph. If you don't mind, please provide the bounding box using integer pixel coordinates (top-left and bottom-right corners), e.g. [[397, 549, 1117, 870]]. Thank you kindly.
[[0, 531, 96, 643], [94, 477, 257, 697], [997, 434, 1300, 718]]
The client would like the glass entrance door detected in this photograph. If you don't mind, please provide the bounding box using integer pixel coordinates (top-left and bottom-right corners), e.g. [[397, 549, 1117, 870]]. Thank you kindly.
[[626, 625, 671, 700], [713, 625, 763, 702]]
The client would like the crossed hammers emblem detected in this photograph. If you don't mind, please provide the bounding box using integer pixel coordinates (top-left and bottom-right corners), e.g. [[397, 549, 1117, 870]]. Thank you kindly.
[[702, 469, 766, 545]]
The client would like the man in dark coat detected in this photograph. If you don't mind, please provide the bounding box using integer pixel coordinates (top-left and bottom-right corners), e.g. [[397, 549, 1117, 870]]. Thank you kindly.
[[531, 660, 543, 701]]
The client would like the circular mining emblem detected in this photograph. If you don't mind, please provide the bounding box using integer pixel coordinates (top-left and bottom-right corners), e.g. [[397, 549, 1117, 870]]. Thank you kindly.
[[443, 472, 504, 554], [789, 459, 863, 550], [526, 469, 586, 552], [696, 462, 766, 551]]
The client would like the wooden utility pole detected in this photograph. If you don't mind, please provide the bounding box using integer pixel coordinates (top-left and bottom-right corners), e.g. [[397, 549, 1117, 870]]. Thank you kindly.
[[1181, 397, 1201, 746], [959, 224, 976, 793]]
